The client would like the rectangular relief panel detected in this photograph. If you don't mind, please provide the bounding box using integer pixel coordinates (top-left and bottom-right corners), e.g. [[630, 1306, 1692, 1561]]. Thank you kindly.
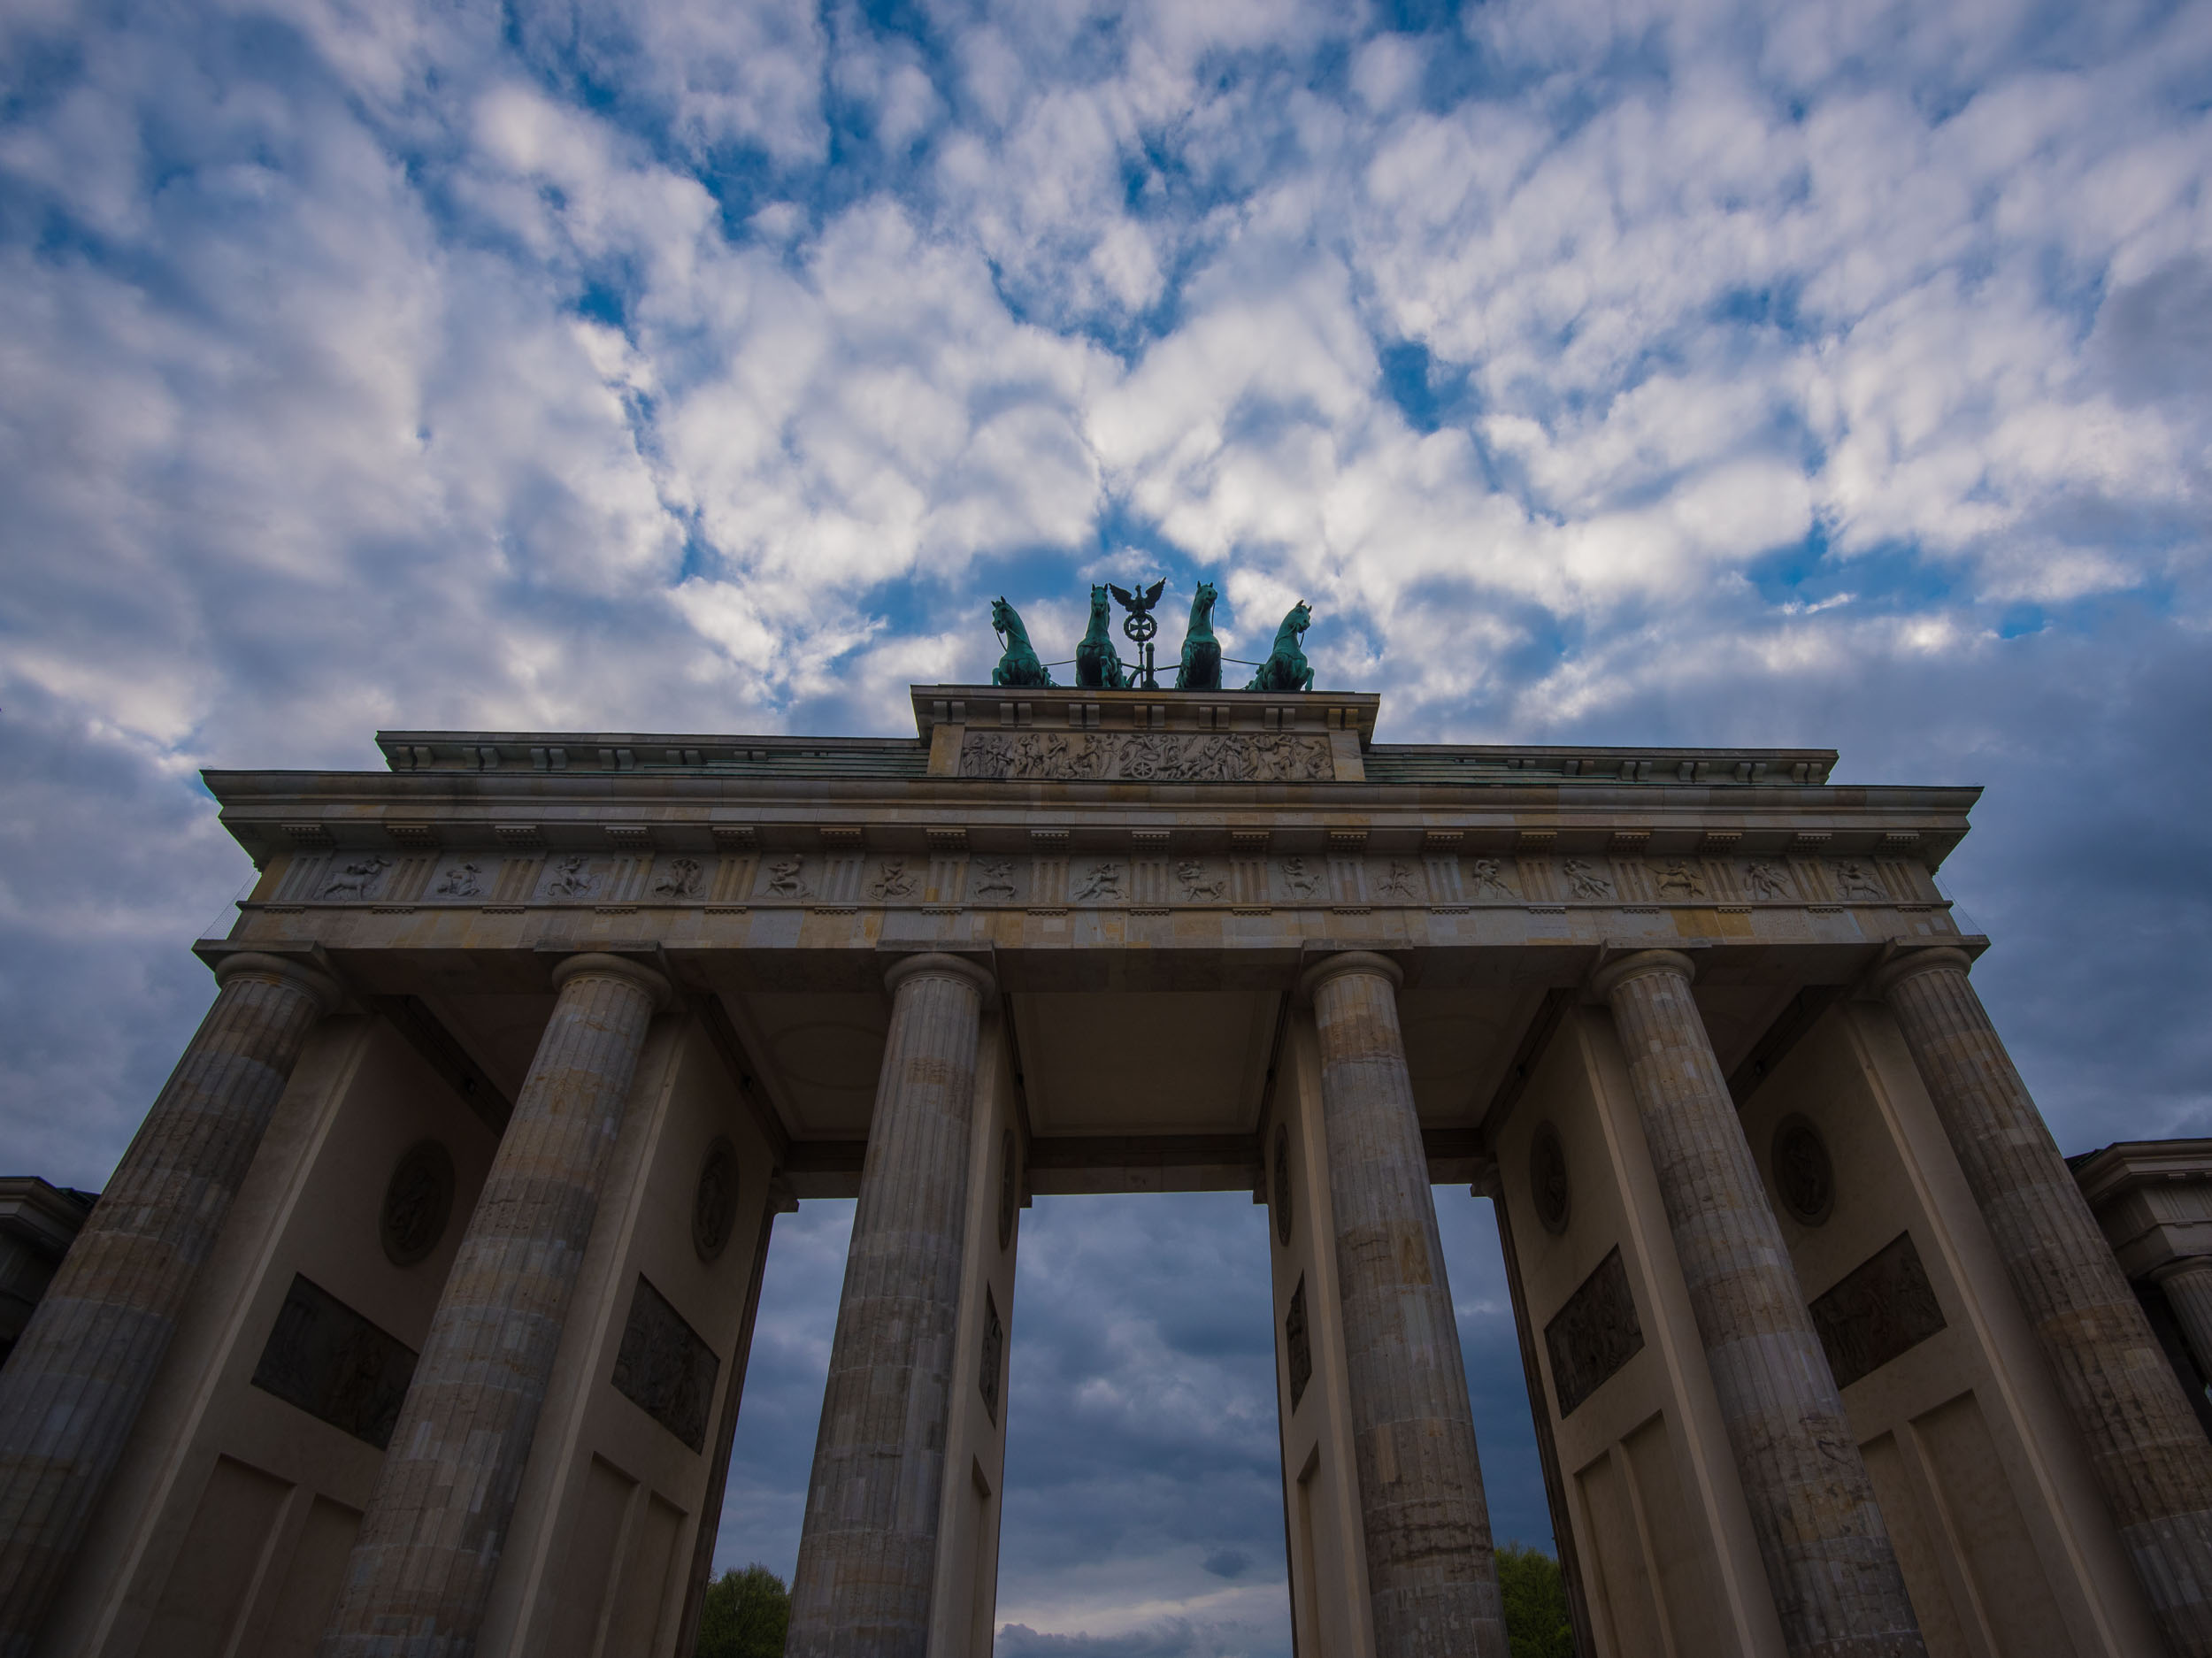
[[1546, 1246, 1645, 1417], [611, 1273, 720, 1454], [1809, 1232, 1947, 1390], [1286, 1275, 1312, 1411], [250, 1273, 419, 1450]]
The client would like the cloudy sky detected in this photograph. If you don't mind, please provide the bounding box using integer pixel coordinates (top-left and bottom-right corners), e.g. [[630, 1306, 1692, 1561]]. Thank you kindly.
[[3, 0, 2208, 1651]]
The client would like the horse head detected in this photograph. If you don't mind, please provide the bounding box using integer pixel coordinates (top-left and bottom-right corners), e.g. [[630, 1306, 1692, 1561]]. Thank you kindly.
[[1089, 584, 1111, 620], [991, 595, 1017, 634], [1190, 580, 1217, 620], [1284, 600, 1312, 638]]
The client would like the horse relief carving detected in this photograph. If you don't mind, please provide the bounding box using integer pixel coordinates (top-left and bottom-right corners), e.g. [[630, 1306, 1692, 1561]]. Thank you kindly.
[[972, 858, 1017, 900], [1176, 859, 1224, 901], [544, 855, 596, 898], [653, 857, 703, 899], [1279, 857, 1321, 898], [764, 856, 809, 899], [868, 860, 918, 901], [958, 729, 1331, 783], [1655, 860, 1705, 898], [1832, 860, 1887, 900], [319, 856, 392, 899]]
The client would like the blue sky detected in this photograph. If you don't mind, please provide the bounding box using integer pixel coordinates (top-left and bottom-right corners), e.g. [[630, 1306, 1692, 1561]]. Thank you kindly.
[[3, 0, 2209, 1653]]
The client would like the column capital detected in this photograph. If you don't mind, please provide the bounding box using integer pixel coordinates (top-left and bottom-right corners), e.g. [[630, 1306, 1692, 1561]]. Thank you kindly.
[[211, 949, 344, 1017], [883, 950, 997, 1002], [1865, 944, 1974, 1001], [1589, 948, 1696, 1003], [1297, 948, 1402, 1002], [2149, 1255, 2212, 1287], [549, 951, 672, 1009]]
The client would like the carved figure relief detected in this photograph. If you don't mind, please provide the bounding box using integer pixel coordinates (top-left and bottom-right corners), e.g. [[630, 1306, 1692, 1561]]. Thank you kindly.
[[979, 1289, 1005, 1423], [1809, 1232, 1947, 1389], [1832, 860, 1887, 900], [1286, 1275, 1313, 1409], [1470, 858, 1514, 897], [654, 857, 703, 899], [319, 857, 392, 900], [1279, 857, 1321, 898], [434, 861, 482, 898], [1655, 860, 1705, 898], [611, 1274, 719, 1453], [251, 1274, 419, 1451], [380, 1140, 455, 1267], [957, 729, 1331, 783], [764, 856, 809, 899], [1544, 1247, 1644, 1416], [1562, 858, 1613, 899], [1071, 863, 1124, 902], [693, 1137, 738, 1262], [1177, 859, 1225, 901], [972, 858, 1017, 901], [1745, 860, 1792, 898], [1376, 859, 1420, 899], [868, 859, 918, 901], [1772, 1115, 1835, 1226], [544, 855, 596, 898]]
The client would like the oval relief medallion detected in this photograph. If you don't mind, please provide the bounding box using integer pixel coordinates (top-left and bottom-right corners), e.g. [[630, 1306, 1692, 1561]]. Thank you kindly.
[[381, 1140, 455, 1267], [1530, 1122, 1571, 1235], [1772, 1115, 1834, 1226], [694, 1136, 740, 1262]]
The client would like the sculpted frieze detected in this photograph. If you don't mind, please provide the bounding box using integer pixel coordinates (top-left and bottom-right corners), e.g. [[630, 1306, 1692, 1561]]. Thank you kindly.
[[278, 847, 1935, 912], [956, 728, 1333, 783]]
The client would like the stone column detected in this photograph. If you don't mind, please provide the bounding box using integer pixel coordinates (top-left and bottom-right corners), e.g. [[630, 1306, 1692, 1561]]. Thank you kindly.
[[1874, 948, 2212, 1656], [1302, 951, 1508, 1658], [321, 952, 670, 1657], [0, 950, 340, 1658], [1594, 950, 1924, 1658], [2154, 1259, 2212, 1400], [787, 952, 995, 1658]]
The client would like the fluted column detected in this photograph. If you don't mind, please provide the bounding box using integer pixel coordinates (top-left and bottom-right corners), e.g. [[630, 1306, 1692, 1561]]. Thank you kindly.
[[1594, 950, 1923, 1658], [321, 951, 670, 1657], [2154, 1260, 2212, 1402], [1875, 948, 2212, 1655], [0, 949, 340, 1657], [1303, 951, 1508, 1658], [787, 952, 995, 1658]]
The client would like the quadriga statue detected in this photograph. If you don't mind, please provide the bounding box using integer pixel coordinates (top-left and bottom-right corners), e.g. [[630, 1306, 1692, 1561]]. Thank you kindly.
[[989, 597, 1053, 687]]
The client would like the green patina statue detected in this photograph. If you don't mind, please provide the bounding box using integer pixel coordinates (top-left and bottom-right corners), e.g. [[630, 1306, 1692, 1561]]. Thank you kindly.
[[1173, 581, 1221, 691], [1247, 600, 1315, 692], [1075, 585, 1129, 689], [990, 596, 1054, 687]]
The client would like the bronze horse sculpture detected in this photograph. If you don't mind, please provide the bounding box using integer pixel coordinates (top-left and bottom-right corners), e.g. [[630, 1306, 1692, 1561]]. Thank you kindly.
[[990, 596, 1053, 687], [1075, 585, 1129, 689], [1173, 581, 1221, 691], [1247, 600, 1315, 692]]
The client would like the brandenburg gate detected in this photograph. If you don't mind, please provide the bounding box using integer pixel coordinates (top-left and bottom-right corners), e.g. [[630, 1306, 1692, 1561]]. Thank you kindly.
[[3, 672, 2210, 1658]]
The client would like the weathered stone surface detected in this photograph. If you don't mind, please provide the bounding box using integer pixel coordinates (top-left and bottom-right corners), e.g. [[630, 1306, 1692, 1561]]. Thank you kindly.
[[1595, 948, 1924, 1658], [250, 1273, 419, 1450], [1878, 948, 2212, 1656], [2156, 1259, 2212, 1401], [1543, 1247, 1644, 1417], [1304, 950, 1509, 1658], [0, 950, 338, 1658], [1807, 1232, 1946, 1391], [786, 952, 995, 1658], [321, 950, 669, 1658]]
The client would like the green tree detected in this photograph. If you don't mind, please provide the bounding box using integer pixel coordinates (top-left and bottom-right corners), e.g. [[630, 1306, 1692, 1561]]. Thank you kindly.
[[1498, 1542, 1576, 1658], [695, 1562, 791, 1658]]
